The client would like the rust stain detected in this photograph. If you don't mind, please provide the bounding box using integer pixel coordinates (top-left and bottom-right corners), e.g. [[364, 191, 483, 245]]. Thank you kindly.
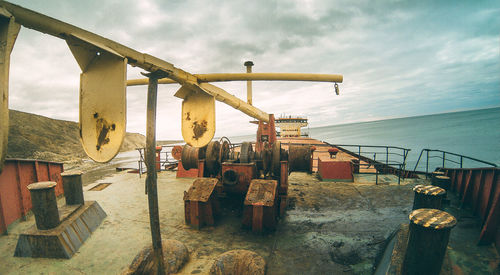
[[95, 117, 115, 151], [192, 120, 207, 140], [186, 112, 191, 121]]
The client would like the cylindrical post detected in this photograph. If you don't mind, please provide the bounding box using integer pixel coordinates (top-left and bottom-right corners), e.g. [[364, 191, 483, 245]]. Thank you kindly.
[[432, 175, 451, 191], [403, 209, 457, 275], [61, 170, 84, 205], [145, 71, 166, 274], [412, 185, 446, 210], [244, 61, 253, 105], [27, 181, 60, 230]]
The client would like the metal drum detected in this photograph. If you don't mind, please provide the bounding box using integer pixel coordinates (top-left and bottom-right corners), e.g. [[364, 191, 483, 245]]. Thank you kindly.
[[288, 145, 313, 173], [181, 144, 206, 170]]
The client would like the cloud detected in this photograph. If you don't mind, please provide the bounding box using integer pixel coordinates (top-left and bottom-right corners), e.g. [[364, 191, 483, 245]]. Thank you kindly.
[[4, 0, 499, 141]]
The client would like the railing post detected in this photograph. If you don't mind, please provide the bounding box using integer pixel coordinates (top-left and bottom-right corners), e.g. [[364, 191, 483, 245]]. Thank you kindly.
[[386, 147, 389, 166], [426, 150, 429, 178], [442, 152, 446, 168], [460, 156, 463, 168]]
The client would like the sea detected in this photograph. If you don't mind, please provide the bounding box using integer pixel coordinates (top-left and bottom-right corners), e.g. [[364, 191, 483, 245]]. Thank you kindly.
[[229, 107, 500, 172]]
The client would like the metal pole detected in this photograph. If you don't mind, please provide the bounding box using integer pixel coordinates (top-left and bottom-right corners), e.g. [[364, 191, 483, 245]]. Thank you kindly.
[[244, 61, 254, 105], [386, 147, 388, 166], [145, 71, 167, 275], [442, 152, 446, 168], [426, 150, 429, 178]]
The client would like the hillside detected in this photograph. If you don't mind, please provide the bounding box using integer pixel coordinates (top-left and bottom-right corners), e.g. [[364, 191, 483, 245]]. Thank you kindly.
[[6, 110, 146, 162]]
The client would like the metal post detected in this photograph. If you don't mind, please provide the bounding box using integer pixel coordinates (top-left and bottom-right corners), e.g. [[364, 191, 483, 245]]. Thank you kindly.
[[460, 156, 463, 168], [385, 147, 388, 166], [145, 71, 167, 275], [27, 181, 60, 230], [442, 152, 446, 168], [244, 61, 254, 105], [426, 150, 429, 178], [61, 171, 84, 205]]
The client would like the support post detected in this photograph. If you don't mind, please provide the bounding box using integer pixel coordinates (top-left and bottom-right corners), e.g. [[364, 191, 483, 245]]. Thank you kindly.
[[27, 182, 60, 230], [244, 61, 254, 105], [145, 71, 167, 275]]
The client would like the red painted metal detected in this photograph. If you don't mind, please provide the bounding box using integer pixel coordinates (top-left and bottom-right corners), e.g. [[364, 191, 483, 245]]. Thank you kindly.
[[0, 159, 64, 234], [176, 161, 199, 178], [317, 159, 353, 182], [221, 162, 256, 194], [255, 114, 276, 153], [155, 146, 162, 170], [279, 161, 288, 195], [442, 167, 499, 245]]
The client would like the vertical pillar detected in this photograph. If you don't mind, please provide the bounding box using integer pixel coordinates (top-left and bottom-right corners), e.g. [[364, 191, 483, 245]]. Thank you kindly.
[[61, 170, 84, 205], [403, 208, 457, 275], [244, 61, 253, 105], [27, 181, 60, 230], [412, 185, 446, 210]]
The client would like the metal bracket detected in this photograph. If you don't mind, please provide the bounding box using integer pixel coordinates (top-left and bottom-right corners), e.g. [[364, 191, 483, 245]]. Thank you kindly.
[[178, 85, 215, 148], [67, 36, 127, 163], [0, 12, 20, 172]]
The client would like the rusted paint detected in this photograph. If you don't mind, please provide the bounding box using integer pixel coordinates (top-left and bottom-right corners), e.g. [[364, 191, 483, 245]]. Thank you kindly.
[[95, 117, 113, 151], [0, 159, 64, 234], [441, 167, 500, 245], [192, 120, 207, 140]]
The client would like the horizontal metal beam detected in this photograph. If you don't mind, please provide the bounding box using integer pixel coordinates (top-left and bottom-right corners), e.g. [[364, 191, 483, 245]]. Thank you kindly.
[[127, 73, 343, 86], [0, 1, 274, 122]]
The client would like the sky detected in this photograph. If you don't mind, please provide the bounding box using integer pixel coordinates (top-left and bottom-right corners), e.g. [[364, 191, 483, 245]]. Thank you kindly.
[[5, 0, 500, 140]]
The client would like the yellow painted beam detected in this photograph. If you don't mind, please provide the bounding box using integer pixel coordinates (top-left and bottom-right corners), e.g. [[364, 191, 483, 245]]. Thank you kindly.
[[127, 73, 344, 86]]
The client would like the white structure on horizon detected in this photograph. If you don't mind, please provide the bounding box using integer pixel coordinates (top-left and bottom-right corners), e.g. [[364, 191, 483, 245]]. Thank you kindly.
[[275, 115, 308, 137]]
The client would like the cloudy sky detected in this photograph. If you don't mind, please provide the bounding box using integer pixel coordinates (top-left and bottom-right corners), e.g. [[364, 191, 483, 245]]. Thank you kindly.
[[5, 0, 500, 140]]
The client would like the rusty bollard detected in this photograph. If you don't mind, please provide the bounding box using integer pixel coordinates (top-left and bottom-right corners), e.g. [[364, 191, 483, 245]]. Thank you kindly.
[[432, 175, 451, 191], [412, 185, 446, 210], [61, 170, 84, 205], [27, 181, 60, 230], [431, 171, 445, 179], [403, 208, 457, 275]]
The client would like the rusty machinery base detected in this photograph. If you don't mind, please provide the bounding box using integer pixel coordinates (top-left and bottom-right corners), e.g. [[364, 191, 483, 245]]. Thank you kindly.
[[14, 201, 106, 259]]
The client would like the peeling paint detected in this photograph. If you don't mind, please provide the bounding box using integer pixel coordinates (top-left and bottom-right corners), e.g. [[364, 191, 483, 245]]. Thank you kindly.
[[95, 117, 114, 151], [192, 120, 207, 140]]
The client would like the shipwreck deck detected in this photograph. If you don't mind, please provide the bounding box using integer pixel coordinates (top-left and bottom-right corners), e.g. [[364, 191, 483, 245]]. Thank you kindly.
[[0, 170, 498, 274]]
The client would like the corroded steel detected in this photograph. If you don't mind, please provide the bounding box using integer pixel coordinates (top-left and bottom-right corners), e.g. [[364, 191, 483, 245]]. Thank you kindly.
[[205, 141, 220, 175], [70, 42, 127, 163], [27, 181, 60, 230], [412, 185, 446, 210], [0, 11, 19, 173], [403, 209, 457, 274], [181, 144, 206, 170], [179, 87, 215, 147], [288, 145, 313, 173], [271, 141, 282, 177], [240, 142, 253, 163], [61, 170, 84, 205], [171, 145, 183, 160]]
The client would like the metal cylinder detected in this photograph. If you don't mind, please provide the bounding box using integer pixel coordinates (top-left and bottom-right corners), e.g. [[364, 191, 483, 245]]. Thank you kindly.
[[432, 175, 451, 190], [181, 144, 206, 170], [412, 185, 446, 210], [61, 170, 84, 205], [403, 208, 457, 275], [27, 181, 60, 230], [288, 145, 312, 173], [222, 170, 238, 186]]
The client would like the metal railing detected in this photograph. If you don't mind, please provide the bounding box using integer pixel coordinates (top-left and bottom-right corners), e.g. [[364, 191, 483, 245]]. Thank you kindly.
[[413, 149, 497, 175], [324, 143, 411, 170], [137, 144, 180, 176]]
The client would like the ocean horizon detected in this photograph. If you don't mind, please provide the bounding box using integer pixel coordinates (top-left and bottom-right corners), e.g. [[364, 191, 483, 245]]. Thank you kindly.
[[228, 107, 500, 171]]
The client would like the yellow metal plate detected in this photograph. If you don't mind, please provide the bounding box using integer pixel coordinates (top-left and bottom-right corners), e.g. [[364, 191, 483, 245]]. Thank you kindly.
[[0, 15, 20, 172], [76, 50, 127, 162], [180, 86, 215, 148]]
